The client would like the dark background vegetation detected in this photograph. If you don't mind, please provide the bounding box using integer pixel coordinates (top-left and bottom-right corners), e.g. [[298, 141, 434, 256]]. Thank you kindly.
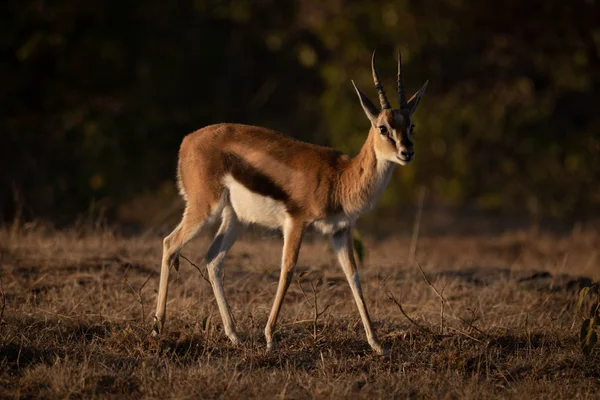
[[3, 0, 600, 228], [2, 3, 600, 396]]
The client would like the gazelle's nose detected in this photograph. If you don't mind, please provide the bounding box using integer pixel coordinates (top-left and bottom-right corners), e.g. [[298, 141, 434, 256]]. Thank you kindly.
[[400, 149, 414, 159]]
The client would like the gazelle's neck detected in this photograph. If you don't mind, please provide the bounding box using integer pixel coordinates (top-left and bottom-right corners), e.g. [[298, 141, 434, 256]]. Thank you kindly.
[[337, 131, 396, 217]]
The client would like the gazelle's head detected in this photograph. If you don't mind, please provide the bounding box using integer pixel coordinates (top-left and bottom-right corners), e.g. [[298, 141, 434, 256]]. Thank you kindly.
[[352, 51, 428, 166]]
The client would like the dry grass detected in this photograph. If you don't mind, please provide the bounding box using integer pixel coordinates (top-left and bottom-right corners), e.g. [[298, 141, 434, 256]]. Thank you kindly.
[[1, 225, 599, 399]]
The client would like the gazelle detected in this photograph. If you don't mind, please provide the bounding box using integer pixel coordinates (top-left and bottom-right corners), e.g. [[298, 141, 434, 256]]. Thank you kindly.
[[153, 51, 428, 355]]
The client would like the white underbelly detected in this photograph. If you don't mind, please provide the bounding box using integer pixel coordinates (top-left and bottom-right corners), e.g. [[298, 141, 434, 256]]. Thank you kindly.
[[223, 175, 288, 229], [311, 213, 354, 235], [223, 175, 356, 234]]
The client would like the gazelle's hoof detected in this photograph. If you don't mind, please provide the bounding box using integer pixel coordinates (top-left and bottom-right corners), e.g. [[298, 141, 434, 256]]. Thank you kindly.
[[151, 317, 162, 337], [370, 342, 388, 357], [266, 341, 277, 351], [228, 333, 244, 345]]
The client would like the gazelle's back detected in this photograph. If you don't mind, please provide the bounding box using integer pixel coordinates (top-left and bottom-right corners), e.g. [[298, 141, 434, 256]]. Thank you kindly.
[[177, 123, 348, 226], [181, 123, 347, 173]]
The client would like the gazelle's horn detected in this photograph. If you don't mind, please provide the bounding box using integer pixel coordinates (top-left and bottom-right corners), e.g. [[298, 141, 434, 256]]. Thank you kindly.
[[371, 50, 391, 110], [398, 50, 407, 107]]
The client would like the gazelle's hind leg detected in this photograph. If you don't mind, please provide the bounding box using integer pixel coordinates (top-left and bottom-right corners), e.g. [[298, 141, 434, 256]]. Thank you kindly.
[[205, 204, 242, 344], [153, 200, 220, 335]]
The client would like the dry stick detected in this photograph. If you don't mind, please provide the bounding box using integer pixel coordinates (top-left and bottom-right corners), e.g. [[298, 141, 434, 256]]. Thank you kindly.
[[311, 280, 331, 341], [415, 259, 453, 312], [179, 254, 211, 284], [445, 326, 485, 343], [440, 296, 444, 335], [296, 275, 331, 343], [406, 189, 454, 334], [297, 277, 317, 341], [248, 312, 255, 372], [387, 292, 484, 344], [311, 281, 319, 341], [123, 273, 153, 322], [414, 259, 453, 334], [386, 291, 434, 335], [408, 186, 426, 263], [458, 315, 491, 339], [138, 274, 152, 322], [456, 307, 490, 338], [407, 187, 453, 331], [282, 319, 315, 327], [36, 308, 77, 320], [0, 276, 5, 324]]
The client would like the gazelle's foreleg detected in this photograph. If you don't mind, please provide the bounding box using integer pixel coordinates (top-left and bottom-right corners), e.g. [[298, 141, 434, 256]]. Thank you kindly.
[[153, 206, 209, 335], [264, 219, 305, 350], [206, 205, 242, 344], [330, 228, 387, 356]]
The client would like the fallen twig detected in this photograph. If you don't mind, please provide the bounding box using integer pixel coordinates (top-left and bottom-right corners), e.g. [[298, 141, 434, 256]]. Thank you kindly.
[[440, 295, 445, 334], [0, 276, 6, 323], [296, 275, 330, 343], [414, 259, 452, 312], [414, 259, 453, 334], [35, 308, 77, 320], [179, 254, 211, 284], [458, 308, 491, 338], [386, 291, 434, 335], [123, 273, 152, 322], [444, 325, 485, 343]]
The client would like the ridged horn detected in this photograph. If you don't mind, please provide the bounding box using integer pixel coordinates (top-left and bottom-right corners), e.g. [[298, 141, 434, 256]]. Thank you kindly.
[[398, 50, 407, 107], [371, 50, 391, 110]]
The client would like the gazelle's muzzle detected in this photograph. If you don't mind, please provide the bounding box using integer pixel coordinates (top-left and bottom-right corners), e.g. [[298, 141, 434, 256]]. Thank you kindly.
[[396, 146, 414, 163]]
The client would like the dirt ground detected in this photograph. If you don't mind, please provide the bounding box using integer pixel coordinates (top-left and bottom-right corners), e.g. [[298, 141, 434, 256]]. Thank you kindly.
[[1, 225, 599, 399]]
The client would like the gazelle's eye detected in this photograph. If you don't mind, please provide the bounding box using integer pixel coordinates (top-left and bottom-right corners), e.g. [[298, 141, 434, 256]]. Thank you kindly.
[[410, 124, 416, 135], [379, 126, 388, 134]]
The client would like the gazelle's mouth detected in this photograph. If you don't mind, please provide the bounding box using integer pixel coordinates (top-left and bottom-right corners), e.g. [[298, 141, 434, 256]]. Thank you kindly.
[[396, 154, 413, 164]]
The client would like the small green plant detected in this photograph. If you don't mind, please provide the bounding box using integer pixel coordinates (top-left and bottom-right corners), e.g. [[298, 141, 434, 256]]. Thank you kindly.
[[576, 285, 599, 357], [351, 228, 366, 266]]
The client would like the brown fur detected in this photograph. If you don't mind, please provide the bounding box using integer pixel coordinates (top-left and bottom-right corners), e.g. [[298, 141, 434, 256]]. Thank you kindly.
[[176, 122, 393, 222]]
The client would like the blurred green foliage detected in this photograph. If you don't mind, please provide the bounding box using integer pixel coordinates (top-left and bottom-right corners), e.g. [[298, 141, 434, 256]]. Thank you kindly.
[[2, 0, 600, 225]]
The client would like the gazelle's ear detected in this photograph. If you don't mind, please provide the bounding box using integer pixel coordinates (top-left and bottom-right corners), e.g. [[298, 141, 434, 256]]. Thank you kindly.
[[352, 80, 379, 125], [406, 80, 429, 116]]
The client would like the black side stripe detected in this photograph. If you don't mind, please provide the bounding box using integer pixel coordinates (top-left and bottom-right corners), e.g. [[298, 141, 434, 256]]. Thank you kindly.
[[224, 152, 302, 215]]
